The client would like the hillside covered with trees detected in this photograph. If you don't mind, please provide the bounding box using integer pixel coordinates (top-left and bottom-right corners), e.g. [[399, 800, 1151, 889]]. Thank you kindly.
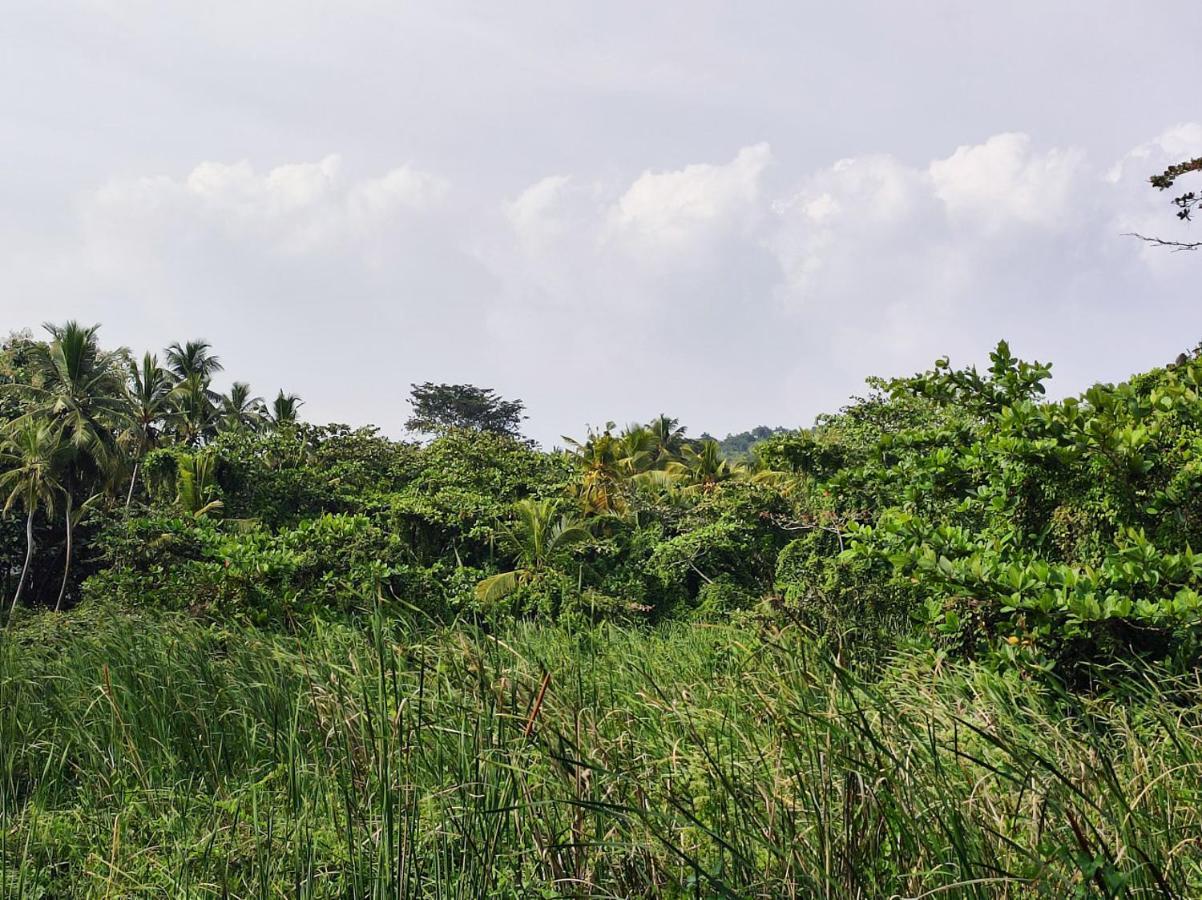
[[4, 321, 1202, 895]]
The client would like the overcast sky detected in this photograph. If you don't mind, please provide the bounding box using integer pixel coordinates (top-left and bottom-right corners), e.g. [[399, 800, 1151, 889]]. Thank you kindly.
[[2, 2, 1201, 446]]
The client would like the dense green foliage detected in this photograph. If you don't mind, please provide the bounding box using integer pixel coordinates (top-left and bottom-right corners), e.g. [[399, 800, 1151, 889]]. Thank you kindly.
[[6, 322, 1202, 667], [4, 321, 1202, 894]]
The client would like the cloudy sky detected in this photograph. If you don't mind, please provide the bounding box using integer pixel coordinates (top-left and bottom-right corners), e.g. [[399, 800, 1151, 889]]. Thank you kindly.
[[2, 2, 1201, 445]]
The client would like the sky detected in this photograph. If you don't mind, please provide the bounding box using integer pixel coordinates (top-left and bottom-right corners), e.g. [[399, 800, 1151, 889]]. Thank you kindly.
[[2, 2, 1201, 447]]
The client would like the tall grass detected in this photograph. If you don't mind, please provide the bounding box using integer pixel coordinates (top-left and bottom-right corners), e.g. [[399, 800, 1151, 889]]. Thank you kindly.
[[2, 603, 1201, 897]]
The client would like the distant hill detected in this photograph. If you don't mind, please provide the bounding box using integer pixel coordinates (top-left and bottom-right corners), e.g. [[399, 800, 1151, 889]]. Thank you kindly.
[[700, 425, 790, 461]]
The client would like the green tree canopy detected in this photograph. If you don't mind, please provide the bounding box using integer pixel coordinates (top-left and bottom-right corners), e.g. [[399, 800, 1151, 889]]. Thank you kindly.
[[405, 382, 526, 438]]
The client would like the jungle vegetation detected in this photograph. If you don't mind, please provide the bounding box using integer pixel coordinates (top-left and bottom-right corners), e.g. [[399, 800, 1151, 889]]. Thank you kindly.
[[3, 321, 1202, 896]]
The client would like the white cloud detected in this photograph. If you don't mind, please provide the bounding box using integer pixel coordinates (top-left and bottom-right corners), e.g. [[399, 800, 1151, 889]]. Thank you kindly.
[[929, 133, 1084, 231], [607, 143, 771, 253], [88, 155, 448, 257]]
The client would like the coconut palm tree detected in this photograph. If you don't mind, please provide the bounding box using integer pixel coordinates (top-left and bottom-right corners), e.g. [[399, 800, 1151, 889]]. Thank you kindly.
[[123, 352, 173, 506], [616, 424, 655, 475], [268, 391, 303, 429], [667, 439, 743, 493], [648, 414, 688, 465], [164, 340, 223, 383], [219, 382, 265, 432], [475, 498, 591, 603], [54, 490, 102, 612], [0, 420, 66, 616], [168, 373, 219, 446], [563, 424, 631, 516], [20, 321, 128, 473]]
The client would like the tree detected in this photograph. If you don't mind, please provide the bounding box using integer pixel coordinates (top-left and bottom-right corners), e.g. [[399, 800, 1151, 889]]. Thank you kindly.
[[165, 340, 224, 382], [124, 353, 173, 506], [563, 423, 632, 516], [17, 323, 129, 611], [220, 382, 266, 432], [168, 373, 218, 446], [648, 414, 688, 465], [268, 391, 303, 428], [475, 498, 590, 603], [55, 489, 101, 612], [1129, 157, 1202, 251], [405, 383, 526, 438], [21, 321, 128, 472], [667, 439, 743, 493], [0, 421, 65, 616], [164, 340, 224, 446]]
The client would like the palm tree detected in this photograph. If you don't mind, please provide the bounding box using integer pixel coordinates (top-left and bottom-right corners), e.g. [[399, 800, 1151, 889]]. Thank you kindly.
[[21, 321, 128, 473], [54, 490, 101, 612], [123, 353, 173, 506], [176, 451, 224, 518], [648, 414, 688, 465], [219, 382, 265, 432], [0, 421, 66, 616], [616, 424, 655, 475], [563, 423, 631, 516], [475, 499, 591, 603], [164, 340, 223, 383], [667, 439, 743, 493], [268, 391, 303, 428], [168, 373, 218, 446]]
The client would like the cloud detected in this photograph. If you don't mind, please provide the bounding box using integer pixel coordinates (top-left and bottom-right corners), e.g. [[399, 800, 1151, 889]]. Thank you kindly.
[[929, 133, 1084, 231], [606, 143, 771, 253], [7, 126, 1202, 446], [87, 155, 449, 257]]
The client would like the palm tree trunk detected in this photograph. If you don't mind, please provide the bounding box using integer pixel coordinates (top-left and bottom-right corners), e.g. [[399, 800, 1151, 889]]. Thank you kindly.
[[9, 508, 34, 618], [125, 459, 140, 508], [55, 494, 73, 612]]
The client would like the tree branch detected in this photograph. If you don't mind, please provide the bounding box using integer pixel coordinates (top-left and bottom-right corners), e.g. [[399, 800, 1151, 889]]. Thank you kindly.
[[1125, 233, 1202, 252]]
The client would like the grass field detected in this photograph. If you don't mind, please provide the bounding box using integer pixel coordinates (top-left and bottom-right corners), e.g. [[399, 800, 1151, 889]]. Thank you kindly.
[[3, 604, 1201, 897]]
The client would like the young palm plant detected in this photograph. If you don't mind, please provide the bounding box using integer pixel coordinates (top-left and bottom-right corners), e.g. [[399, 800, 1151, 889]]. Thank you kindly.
[[176, 451, 224, 519], [475, 498, 591, 603]]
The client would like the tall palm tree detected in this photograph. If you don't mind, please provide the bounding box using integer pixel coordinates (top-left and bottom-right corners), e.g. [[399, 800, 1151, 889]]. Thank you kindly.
[[15, 324, 129, 612], [164, 340, 223, 446], [54, 490, 101, 612], [168, 373, 218, 446], [648, 414, 688, 465], [0, 421, 66, 616], [123, 352, 173, 506], [219, 382, 265, 432], [268, 391, 303, 428], [21, 321, 128, 473], [164, 340, 223, 383], [475, 499, 590, 603]]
